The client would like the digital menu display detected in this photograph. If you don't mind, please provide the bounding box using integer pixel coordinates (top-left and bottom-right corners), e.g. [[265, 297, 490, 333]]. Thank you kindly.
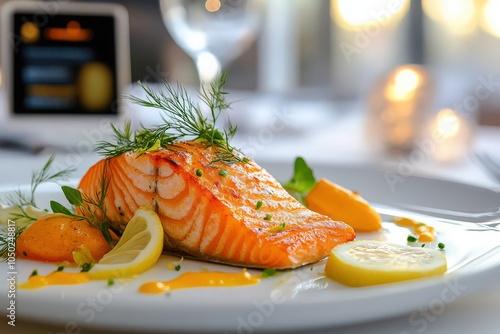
[[12, 13, 118, 115]]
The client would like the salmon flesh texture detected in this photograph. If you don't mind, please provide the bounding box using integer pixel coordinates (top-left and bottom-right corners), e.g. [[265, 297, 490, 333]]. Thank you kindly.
[[78, 142, 355, 269]]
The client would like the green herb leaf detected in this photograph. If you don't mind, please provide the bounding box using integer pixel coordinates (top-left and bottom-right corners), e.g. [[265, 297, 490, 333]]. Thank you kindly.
[[196, 169, 203, 177], [31, 269, 38, 277], [218, 169, 228, 177], [50, 201, 74, 216], [174, 265, 181, 271], [438, 242, 445, 250], [282, 157, 316, 202], [61, 186, 83, 206], [107, 278, 115, 287], [255, 200, 263, 210], [264, 214, 272, 221], [56, 266, 64, 272]]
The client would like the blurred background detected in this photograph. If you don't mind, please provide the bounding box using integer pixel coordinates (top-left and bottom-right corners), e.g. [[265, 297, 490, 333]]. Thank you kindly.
[[1, 0, 499, 123], [0, 0, 498, 162]]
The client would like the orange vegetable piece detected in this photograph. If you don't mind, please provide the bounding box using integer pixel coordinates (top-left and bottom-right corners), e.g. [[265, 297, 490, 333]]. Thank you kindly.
[[305, 178, 382, 232], [16, 214, 111, 263]]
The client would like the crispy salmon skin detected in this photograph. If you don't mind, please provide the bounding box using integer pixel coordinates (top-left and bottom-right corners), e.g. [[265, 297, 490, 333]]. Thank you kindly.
[[79, 141, 355, 269]]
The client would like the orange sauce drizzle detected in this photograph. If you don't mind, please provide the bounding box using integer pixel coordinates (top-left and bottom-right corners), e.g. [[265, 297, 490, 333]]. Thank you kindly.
[[139, 270, 260, 294], [19, 272, 91, 289]]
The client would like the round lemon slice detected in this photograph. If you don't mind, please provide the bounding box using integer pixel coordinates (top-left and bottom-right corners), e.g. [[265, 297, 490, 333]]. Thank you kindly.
[[89, 206, 164, 279], [325, 240, 447, 287]]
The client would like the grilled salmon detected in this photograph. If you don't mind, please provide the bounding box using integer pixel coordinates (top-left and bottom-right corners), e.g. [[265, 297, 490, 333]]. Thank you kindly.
[[78, 141, 355, 269]]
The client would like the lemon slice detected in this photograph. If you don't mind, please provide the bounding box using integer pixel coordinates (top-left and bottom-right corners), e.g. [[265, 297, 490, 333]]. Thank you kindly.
[[325, 240, 447, 287], [89, 206, 164, 279]]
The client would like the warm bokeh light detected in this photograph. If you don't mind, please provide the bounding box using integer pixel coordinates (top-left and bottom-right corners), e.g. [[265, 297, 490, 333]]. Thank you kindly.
[[481, 0, 500, 37], [384, 67, 422, 102], [432, 109, 461, 140], [422, 0, 477, 35], [20, 22, 40, 43], [330, 0, 410, 31], [205, 0, 221, 13]]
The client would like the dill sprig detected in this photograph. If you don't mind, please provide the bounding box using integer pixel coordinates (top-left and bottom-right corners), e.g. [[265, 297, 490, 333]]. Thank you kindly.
[[50, 160, 113, 247], [0, 227, 25, 260], [2, 155, 74, 222], [95, 72, 247, 164]]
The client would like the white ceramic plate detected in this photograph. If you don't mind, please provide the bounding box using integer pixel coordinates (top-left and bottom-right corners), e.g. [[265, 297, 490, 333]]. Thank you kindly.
[[1, 162, 500, 333]]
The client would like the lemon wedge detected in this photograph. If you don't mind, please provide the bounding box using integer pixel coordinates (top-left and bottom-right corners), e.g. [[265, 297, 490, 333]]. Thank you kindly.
[[325, 240, 447, 287], [89, 206, 164, 279]]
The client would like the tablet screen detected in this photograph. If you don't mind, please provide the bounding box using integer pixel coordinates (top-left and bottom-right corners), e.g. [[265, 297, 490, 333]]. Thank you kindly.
[[12, 13, 118, 115]]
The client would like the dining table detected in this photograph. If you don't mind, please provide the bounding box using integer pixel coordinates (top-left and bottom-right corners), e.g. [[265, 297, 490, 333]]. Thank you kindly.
[[0, 90, 499, 334]]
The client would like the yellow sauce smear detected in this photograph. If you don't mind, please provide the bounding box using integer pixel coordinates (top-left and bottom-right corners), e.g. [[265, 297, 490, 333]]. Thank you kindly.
[[139, 270, 260, 294], [19, 272, 92, 289], [393, 217, 436, 242]]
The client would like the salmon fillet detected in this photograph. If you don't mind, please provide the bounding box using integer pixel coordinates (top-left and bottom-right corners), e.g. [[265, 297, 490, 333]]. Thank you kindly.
[[78, 141, 355, 269]]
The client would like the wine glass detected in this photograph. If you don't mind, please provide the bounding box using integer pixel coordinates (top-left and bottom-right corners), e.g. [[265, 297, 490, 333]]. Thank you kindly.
[[159, 0, 263, 89]]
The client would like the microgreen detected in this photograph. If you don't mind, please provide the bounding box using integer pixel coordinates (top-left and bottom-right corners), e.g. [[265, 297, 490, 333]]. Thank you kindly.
[[282, 157, 316, 203]]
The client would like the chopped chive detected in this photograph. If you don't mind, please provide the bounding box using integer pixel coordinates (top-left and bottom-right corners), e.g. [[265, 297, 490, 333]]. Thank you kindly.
[[30, 269, 38, 277], [261, 269, 277, 278], [438, 242, 445, 250], [421, 244, 426, 247], [81, 263, 92, 272], [56, 265, 64, 272], [218, 169, 228, 177], [196, 169, 203, 177], [107, 279, 115, 287], [407, 235, 417, 243], [255, 200, 263, 210], [264, 214, 272, 221], [242, 157, 249, 163], [174, 265, 181, 271]]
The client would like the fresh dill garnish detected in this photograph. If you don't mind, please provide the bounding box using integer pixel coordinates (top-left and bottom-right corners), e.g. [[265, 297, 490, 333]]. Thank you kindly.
[[95, 72, 246, 164], [218, 169, 228, 177], [50, 161, 113, 247], [2, 155, 74, 221], [0, 227, 25, 260]]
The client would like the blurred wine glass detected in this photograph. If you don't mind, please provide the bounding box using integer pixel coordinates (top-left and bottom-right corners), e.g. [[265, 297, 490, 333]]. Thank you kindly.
[[159, 0, 263, 89]]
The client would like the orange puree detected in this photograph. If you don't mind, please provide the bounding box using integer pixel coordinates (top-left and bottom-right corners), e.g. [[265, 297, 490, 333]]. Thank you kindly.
[[393, 217, 436, 242], [305, 178, 382, 232], [139, 270, 260, 294], [17, 214, 111, 263], [19, 271, 91, 289]]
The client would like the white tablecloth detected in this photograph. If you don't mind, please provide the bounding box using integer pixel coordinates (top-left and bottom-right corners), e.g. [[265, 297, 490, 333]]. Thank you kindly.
[[0, 99, 499, 334]]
